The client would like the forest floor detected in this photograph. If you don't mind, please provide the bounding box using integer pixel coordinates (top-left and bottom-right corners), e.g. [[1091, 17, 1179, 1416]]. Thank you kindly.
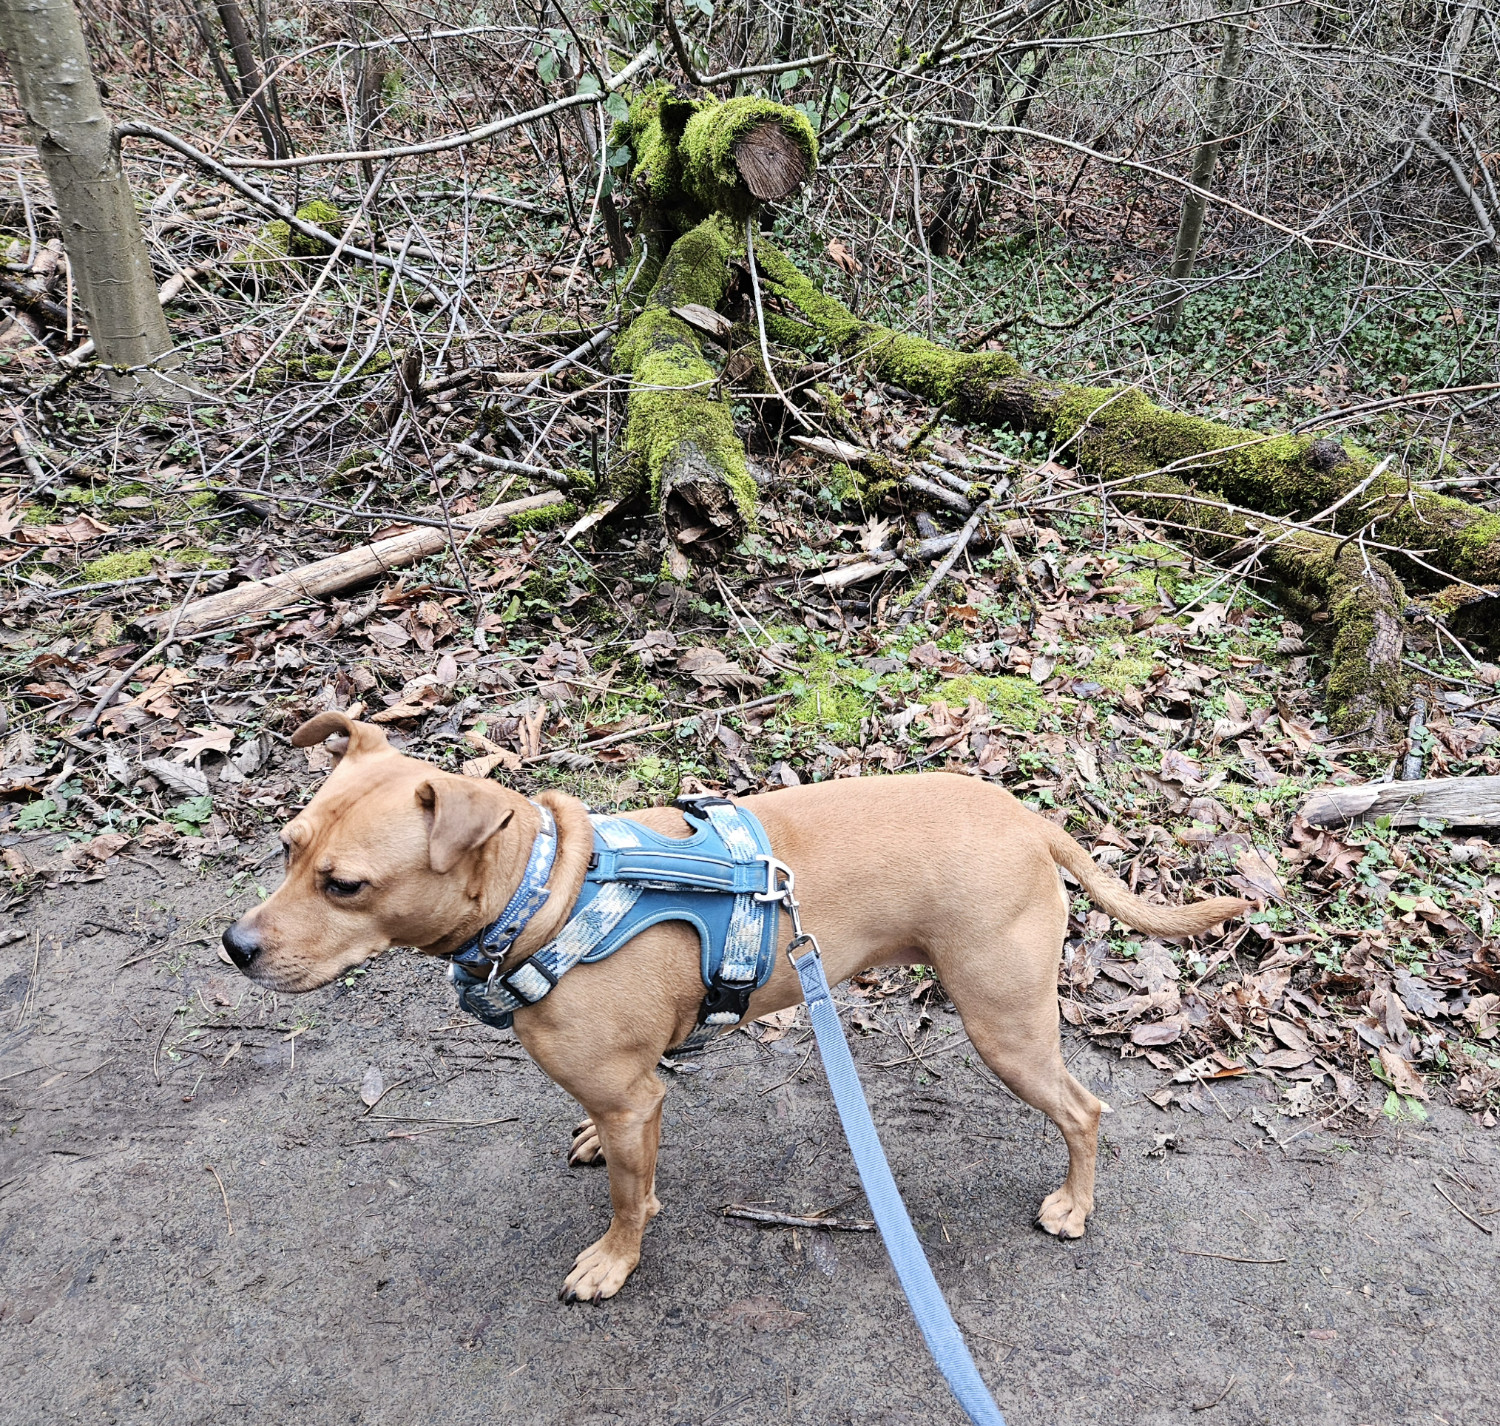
[[1, 848, 1496, 1426]]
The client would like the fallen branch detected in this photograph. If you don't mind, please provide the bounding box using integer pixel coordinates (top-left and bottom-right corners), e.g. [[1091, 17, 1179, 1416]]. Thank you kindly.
[[897, 499, 994, 627], [1300, 774, 1500, 830], [137, 490, 562, 636]]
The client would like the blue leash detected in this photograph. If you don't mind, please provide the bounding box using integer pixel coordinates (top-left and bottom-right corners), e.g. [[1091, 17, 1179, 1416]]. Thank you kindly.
[[757, 861, 1007, 1426]]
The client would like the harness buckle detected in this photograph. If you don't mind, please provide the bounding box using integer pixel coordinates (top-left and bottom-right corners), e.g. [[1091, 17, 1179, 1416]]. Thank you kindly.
[[493, 953, 559, 1005], [674, 793, 735, 818], [786, 931, 822, 967], [697, 977, 756, 1025]]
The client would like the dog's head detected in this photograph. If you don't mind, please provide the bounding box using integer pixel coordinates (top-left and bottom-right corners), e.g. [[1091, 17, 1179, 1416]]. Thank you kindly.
[[221, 711, 535, 992]]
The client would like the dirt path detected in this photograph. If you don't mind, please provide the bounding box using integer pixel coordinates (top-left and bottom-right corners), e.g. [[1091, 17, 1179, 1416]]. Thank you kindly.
[[2, 852, 1496, 1426]]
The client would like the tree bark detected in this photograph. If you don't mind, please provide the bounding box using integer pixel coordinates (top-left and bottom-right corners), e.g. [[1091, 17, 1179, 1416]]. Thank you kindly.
[[1116, 476, 1407, 735], [139, 490, 564, 636], [0, 0, 177, 396], [1156, 19, 1246, 333]]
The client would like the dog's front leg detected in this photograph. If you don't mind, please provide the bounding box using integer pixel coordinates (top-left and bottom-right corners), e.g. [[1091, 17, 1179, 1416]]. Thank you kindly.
[[559, 1071, 665, 1302]]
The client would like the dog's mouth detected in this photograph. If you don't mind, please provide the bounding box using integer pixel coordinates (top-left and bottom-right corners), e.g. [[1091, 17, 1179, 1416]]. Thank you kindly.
[[244, 946, 384, 993]]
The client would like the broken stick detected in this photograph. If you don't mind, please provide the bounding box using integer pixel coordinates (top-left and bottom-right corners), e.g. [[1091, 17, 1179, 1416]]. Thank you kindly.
[[1300, 774, 1500, 829], [137, 489, 563, 636]]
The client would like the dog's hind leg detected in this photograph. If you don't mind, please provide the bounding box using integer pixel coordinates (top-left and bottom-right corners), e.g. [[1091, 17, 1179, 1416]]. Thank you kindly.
[[552, 1062, 666, 1302], [936, 910, 1105, 1240]]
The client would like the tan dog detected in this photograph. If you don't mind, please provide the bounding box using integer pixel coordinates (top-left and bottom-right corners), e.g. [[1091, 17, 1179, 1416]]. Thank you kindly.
[[223, 711, 1247, 1302]]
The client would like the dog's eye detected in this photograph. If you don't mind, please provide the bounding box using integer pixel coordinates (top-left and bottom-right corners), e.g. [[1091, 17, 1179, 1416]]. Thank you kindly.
[[324, 877, 366, 899]]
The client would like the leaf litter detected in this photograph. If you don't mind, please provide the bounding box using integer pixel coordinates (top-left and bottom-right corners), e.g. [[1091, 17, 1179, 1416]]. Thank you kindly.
[[5, 362, 1500, 1139]]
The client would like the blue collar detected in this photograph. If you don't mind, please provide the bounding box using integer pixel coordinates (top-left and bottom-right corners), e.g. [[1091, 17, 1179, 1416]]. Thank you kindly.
[[448, 802, 557, 977]]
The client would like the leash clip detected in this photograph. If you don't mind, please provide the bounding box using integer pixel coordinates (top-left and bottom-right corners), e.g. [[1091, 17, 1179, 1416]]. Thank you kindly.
[[785, 930, 821, 968]]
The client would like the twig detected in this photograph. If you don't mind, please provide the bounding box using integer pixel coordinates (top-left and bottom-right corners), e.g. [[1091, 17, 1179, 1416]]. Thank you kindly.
[[159, 46, 656, 169], [897, 498, 992, 626], [1175, 1247, 1285, 1264], [744, 216, 812, 431], [1433, 1180, 1493, 1235], [204, 1163, 234, 1235], [74, 569, 204, 736], [721, 1204, 875, 1231], [1191, 1376, 1237, 1412], [523, 691, 791, 763]]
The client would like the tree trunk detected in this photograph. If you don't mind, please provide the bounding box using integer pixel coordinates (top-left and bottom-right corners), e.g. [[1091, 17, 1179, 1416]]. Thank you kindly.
[[612, 217, 754, 555], [1156, 20, 1246, 333], [0, 0, 176, 396], [214, 0, 289, 159], [755, 242, 1500, 587]]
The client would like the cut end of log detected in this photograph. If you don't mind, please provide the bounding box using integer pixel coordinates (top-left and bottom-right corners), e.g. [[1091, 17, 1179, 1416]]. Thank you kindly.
[[733, 122, 809, 202]]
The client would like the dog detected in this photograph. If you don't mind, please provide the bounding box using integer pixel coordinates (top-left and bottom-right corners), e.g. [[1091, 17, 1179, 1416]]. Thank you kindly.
[[222, 710, 1247, 1302]]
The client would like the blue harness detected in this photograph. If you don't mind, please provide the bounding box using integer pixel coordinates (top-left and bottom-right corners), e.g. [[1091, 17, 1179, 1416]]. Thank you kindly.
[[447, 795, 782, 1035]]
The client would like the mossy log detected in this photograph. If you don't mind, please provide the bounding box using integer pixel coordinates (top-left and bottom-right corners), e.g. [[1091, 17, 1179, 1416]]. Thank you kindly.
[[613, 217, 755, 553], [753, 245, 1500, 589], [1119, 477, 1407, 735]]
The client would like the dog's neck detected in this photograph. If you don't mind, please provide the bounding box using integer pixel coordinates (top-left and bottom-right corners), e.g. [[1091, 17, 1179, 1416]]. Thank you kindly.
[[483, 789, 593, 964]]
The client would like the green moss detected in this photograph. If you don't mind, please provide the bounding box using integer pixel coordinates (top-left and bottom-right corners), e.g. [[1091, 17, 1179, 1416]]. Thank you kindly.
[[288, 199, 342, 257], [174, 547, 229, 570], [614, 87, 818, 228], [784, 649, 872, 743], [232, 219, 290, 279], [1119, 542, 1188, 599], [1074, 649, 1158, 696], [936, 674, 1044, 730], [83, 549, 155, 582], [613, 218, 754, 520], [679, 97, 817, 221], [756, 242, 1023, 405], [508, 500, 575, 533]]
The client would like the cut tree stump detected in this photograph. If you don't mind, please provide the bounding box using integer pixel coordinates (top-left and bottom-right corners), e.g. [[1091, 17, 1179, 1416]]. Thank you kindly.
[[139, 490, 563, 636], [1300, 775, 1500, 829], [733, 121, 809, 200]]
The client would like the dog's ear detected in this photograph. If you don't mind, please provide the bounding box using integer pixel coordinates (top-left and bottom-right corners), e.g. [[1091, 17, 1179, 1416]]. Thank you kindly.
[[415, 775, 516, 875], [290, 711, 389, 762]]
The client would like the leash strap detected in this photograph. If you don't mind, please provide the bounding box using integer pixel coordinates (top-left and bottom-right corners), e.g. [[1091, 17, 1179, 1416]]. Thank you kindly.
[[791, 939, 1006, 1426]]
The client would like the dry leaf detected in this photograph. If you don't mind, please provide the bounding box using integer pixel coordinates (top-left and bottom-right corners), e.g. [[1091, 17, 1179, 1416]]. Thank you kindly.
[[170, 725, 236, 762], [826, 238, 863, 276], [141, 757, 209, 799], [677, 647, 764, 692], [1378, 1046, 1429, 1100]]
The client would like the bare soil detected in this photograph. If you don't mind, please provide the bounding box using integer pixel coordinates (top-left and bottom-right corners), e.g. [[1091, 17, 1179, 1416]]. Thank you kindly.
[[1, 849, 1496, 1426]]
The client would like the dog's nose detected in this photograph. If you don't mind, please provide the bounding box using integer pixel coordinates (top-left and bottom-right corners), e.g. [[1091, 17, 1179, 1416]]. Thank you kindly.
[[221, 920, 260, 970]]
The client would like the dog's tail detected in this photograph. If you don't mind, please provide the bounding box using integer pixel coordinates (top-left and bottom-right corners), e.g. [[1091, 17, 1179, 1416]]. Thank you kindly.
[[1042, 823, 1251, 938]]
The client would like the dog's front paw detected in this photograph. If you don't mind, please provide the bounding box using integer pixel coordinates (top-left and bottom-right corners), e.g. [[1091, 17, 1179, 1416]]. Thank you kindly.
[[569, 1116, 605, 1166], [1036, 1186, 1090, 1239], [560, 1229, 640, 1303]]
